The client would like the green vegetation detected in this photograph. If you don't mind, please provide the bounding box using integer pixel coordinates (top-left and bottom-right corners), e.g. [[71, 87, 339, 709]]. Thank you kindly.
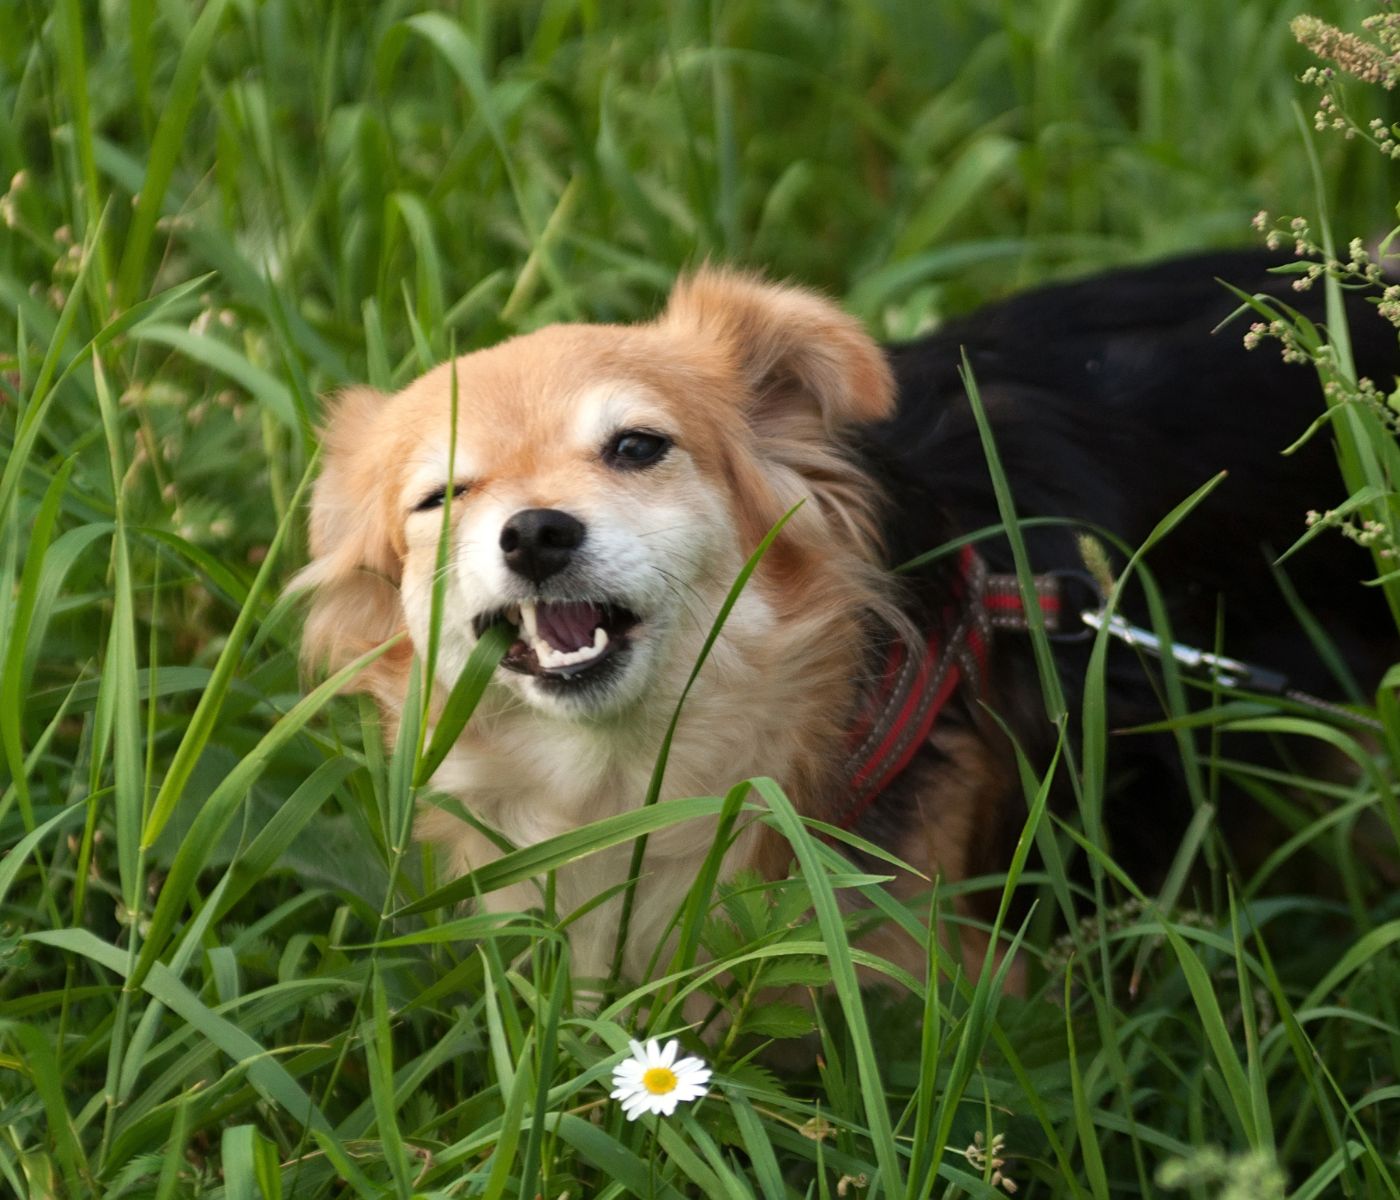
[[2, 1, 1397, 1196]]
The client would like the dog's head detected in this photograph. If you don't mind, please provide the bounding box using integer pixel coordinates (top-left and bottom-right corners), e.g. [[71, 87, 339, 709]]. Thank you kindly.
[[296, 270, 895, 717]]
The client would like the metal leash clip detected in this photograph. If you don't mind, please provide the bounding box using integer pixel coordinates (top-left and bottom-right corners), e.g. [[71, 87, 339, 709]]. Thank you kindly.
[[1078, 609, 1290, 695]]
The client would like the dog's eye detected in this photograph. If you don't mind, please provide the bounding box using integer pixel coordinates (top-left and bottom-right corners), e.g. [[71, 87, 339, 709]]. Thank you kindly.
[[605, 430, 671, 469], [412, 483, 469, 513]]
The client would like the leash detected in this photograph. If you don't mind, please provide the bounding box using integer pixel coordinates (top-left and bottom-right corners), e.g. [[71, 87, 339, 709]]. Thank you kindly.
[[1079, 609, 1385, 734], [835, 550, 1383, 830]]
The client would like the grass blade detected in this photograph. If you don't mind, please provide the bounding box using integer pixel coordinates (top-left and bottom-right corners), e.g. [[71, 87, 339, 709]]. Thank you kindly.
[[114, 0, 229, 308]]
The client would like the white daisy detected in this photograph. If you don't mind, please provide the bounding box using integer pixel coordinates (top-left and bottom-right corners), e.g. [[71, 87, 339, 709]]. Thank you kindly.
[[609, 1038, 712, 1120]]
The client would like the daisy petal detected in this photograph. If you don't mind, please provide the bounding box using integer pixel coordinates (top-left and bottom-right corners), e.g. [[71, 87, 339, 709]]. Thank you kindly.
[[609, 1031, 713, 1121]]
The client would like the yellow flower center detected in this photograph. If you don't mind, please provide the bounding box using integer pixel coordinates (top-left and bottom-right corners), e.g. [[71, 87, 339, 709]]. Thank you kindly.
[[641, 1066, 678, 1095]]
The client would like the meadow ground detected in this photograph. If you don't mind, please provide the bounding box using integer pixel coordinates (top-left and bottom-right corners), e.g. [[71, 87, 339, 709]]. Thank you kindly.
[[2, 1, 1399, 1196]]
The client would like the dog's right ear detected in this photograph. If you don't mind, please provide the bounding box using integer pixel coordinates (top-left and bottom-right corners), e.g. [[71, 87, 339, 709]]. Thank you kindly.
[[661, 267, 895, 434], [661, 269, 895, 556], [290, 386, 405, 672]]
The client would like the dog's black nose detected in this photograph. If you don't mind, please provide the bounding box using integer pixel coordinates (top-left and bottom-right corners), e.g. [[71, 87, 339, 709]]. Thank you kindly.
[[499, 508, 586, 583]]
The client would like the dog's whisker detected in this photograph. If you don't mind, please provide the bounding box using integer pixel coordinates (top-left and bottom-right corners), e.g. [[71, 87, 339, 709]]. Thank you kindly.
[[649, 568, 725, 636]]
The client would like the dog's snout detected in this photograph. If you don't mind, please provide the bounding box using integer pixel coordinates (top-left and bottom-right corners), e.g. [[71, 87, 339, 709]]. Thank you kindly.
[[500, 508, 586, 583]]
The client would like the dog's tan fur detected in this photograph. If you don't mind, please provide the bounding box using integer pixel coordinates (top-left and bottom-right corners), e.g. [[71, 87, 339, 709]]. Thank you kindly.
[[296, 271, 996, 980]]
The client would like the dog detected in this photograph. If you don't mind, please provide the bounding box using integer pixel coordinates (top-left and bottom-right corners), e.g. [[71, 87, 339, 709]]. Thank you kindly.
[[295, 250, 1395, 984]]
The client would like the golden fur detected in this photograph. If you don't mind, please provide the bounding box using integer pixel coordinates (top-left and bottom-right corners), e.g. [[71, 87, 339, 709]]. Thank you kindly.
[[295, 270, 994, 982]]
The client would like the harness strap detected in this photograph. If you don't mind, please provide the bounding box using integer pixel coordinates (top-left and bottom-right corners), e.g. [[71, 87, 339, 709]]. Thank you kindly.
[[833, 546, 1379, 833], [983, 570, 1064, 633], [835, 548, 1064, 831]]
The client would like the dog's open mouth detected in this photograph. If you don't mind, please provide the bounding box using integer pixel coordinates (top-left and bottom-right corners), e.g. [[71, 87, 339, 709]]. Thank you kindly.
[[474, 600, 641, 683]]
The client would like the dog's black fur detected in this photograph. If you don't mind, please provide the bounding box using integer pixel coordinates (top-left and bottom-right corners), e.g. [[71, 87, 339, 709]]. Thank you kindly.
[[857, 250, 1396, 885]]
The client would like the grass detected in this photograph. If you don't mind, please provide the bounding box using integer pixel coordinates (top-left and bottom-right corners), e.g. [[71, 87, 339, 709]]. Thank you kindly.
[[2, 0, 1399, 1196]]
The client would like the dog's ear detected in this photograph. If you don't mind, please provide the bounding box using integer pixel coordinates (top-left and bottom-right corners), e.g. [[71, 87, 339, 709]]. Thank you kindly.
[[662, 269, 894, 560], [290, 386, 406, 672], [662, 268, 895, 433]]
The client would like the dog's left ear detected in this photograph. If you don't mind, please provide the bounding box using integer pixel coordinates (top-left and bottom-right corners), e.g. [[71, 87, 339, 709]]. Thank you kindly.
[[662, 269, 895, 434], [288, 386, 406, 676]]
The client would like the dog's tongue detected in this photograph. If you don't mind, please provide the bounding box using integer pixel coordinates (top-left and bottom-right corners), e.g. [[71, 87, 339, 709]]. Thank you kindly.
[[535, 601, 603, 653]]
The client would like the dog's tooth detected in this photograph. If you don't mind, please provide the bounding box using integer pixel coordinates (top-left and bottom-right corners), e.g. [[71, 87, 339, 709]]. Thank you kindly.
[[520, 601, 538, 640], [533, 625, 611, 670], [506, 604, 521, 626]]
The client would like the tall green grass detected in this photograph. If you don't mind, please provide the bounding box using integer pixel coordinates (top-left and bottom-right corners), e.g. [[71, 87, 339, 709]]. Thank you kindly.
[[2, 2, 1398, 1196]]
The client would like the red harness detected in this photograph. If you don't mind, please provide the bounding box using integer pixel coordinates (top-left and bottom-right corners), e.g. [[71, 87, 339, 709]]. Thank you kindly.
[[835, 547, 1066, 830]]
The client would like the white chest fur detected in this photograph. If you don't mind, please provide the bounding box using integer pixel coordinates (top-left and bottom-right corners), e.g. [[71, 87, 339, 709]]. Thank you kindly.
[[421, 613, 789, 980]]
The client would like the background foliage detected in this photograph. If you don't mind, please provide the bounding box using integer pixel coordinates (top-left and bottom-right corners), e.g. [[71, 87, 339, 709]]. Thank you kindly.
[[1, 1, 1397, 1197]]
